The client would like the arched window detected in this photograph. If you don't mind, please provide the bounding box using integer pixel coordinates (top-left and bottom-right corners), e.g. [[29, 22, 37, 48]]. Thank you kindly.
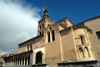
[[85, 47, 89, 58], [79, 47, 84, 58], [36, 52, 42, 64], [40, 26, 41, 29], [80, 35, 85, 45], [30, 44, 32, 50], [40, 32, 41, 35], [47, 32, 50, 42], [52, 30, 55, 41], [27, 45, 29, 51], [42, 24, 44, 29]]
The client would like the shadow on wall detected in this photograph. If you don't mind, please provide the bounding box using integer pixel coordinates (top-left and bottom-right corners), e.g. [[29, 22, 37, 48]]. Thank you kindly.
[[4, 64, 49, 67], [58, 60, 100, 67], [88, 29, 93, 34]]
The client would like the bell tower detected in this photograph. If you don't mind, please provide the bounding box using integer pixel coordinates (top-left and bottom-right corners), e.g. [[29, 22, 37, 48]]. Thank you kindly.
[[37, 7, 53, 35]]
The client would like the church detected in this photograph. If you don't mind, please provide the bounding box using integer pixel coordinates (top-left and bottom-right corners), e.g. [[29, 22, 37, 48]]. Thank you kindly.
[[1, 7, 100, 67]]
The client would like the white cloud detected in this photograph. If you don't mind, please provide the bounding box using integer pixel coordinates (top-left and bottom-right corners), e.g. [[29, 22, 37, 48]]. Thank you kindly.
[[0, 0, 41, 55]]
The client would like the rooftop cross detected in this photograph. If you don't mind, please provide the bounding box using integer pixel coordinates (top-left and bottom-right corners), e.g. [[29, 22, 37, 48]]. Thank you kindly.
[[43, 5, 49, 18]]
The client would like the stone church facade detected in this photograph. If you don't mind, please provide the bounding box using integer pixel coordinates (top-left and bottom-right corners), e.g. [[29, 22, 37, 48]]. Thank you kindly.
[[2, 8, 100, 67]]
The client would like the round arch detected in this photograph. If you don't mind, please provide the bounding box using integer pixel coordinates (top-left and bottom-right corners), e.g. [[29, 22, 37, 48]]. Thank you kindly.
[[79, 47, 84, 58], [47, 31, 50, 43], [36, 51, 44, 64], [51, 29, 55, 41]]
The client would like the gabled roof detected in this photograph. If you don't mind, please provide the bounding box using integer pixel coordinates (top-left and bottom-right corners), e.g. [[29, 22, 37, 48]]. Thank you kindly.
[[60, 21, 89, 33], [54, 17, 74, 25], [3, 51, 32, 59], [83, 16, 100, 22], [38, 17, 53, 24], [18, 34, 44, 46], [52, 17, 74, 29]]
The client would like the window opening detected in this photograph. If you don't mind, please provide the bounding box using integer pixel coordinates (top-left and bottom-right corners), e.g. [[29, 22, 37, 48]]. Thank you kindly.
[[48, 32, 50, 42], [27, 45, 29, 51], [42, 24, 44, 29], [96, 31, 100, 39], [30, 44, 32, 50], [79, 47, 84, 58], [85, 47, 89, 58], [36, 52, 42, 64], [40, 32, 41, 35], [80, 35, 85, 45], [52, 30, 55, 41], [49, 27, 52, 30], [40, 26, 41, 29]]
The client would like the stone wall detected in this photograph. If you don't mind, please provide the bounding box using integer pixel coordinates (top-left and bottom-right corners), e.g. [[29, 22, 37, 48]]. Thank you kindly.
[[45, 24, 62, 67], [18, 35, 45, 53], [60, 27, 76, 61], [58, 60, 100, 67], [84, 17, 100, 60]]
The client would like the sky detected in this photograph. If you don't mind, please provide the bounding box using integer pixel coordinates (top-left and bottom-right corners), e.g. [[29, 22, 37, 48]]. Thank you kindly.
[[0, 0, 100, 55]]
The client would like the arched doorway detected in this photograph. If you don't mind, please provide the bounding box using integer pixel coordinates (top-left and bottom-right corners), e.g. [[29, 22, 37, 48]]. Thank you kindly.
[[36, 52, 42, 64]]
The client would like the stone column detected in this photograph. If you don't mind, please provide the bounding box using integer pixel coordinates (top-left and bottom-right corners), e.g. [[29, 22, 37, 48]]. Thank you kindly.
[[16, 58, 17, 65], [17, 57, 18, 65], [50, 31, 52, 42], [14, 59, 16, 65], [19, 57, 20, 65], [13, 59, 15, 66], [83, 47, 86, 58], [26, 56, 28, 65], [24, 56, 25, 65], [13, 59, 14, 66], [11, 60, 12, 66], [18, 57, 19, 65], [21, 57, 23, 65], [15, 58, 16, 65], [29, 45, 30, 51], [88, 46, 93, 58], [84, 48, 88, 58], [20, 57, 21, 65]]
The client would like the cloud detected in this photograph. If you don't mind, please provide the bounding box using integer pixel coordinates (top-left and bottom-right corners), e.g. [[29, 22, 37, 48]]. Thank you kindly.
[[0, 0, 41, 55]]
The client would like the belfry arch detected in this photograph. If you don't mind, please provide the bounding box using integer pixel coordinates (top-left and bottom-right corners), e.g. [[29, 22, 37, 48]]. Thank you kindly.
[[51, 30, 55, 41], [48, 32, 50, 42]]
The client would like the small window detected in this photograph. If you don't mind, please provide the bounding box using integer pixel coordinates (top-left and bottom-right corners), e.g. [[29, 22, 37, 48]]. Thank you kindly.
[[49, 27, 52, 30], [79, 47, 84, 58], [48, 32, 50, 42], [42, 24, 44, 29], [30, 44, 32, 50], [40, 26, 41, 29], [52, 30, 55, 41], [40, 32, 41, 35], [96, 31, 100, 39], [27, 45, 29, 51], [80, 35, 85, 45]]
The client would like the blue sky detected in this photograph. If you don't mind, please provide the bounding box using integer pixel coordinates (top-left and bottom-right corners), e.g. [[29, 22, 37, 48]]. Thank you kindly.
[[0, 0, 100, 55], [26, 0, 100, 24]]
